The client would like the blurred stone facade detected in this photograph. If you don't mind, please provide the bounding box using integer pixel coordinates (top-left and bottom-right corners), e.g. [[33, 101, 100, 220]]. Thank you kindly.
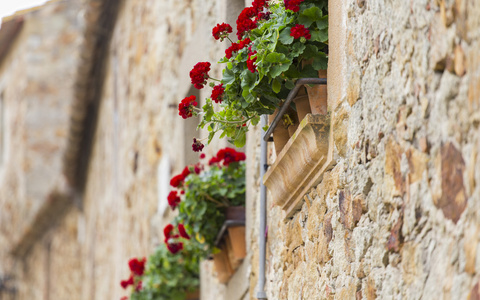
[[0, 0, 479, 300]]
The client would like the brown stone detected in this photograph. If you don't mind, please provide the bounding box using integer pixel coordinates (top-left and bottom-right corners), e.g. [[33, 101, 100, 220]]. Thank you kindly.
[[333, 106, 349, 157], [464, 225, 478, 274], [366, 277, 377, 300], [324, 212, 333, 243], [387, 210, 403, 253], [454, 44, 466, 76], [385, 137, 405, 195], [467, 41, 480, 112], [433, 142, 467, 223], [339, 191, 363, 230], [347, 69, 361, 106], [406, 147, 428, 183], [401, 242, 419, 284], [470, 282, 480, 300]]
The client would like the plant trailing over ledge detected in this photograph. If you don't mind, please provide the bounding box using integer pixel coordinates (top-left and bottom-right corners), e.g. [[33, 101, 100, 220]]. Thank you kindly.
[[167, 148, 246, 253], [121, 241, 202, 300], [180, 0, 328, 148], [120, 149, 246, 299]]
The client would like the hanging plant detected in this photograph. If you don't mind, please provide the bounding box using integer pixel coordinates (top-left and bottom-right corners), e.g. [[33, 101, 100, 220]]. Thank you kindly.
[[167, 148, 246, 253], [180, 0, 328, 148]]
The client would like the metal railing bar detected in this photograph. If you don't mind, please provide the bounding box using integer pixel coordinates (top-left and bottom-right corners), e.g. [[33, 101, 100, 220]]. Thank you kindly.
[[263, 78, 327, 141]]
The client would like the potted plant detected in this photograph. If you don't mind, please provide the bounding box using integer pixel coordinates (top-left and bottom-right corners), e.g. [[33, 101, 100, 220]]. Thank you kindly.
[[165, 148, 247, 282], [179, 0, 328, 149], [121, 239, 202, 300]]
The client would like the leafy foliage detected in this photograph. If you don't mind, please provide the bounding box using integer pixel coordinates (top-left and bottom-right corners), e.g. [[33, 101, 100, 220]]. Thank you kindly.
[[196, 0, 328, 147]]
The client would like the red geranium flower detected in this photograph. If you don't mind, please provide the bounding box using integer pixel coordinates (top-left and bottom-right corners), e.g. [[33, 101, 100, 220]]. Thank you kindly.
[[178, 224, 191, 240], [211, 84, 225, 103], [128, 257, 146, 276], [120, 275, 134, 289], [178, 95, 198, 119], [170, 174, 185, 188], [190, 62, 211, 89], [200, 153, 206, 159], [212, 23, 233, 41], [167, 190, 181, 209], [120, 297, 129, 300], [284, 0, 304, 12], [290, 24, 311, 40], [164, 224, 175, 240], [236, 7, 257, 39], [247, 50, 257, 73], [166, 242, 184, 254], [192, 138, 204, 152]]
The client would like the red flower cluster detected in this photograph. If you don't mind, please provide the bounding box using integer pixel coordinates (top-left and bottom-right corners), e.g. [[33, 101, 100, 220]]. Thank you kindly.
[[284, 0, 304, 12], [192, 138, 204, 152], [208, 147, 246, 166], [164, 223, 190, 254], [170, 166, 192, 188], [128, 258, 146, 276], [212, 23, 232, 41], [290, 24, 311, 40], [189, 62, 211, 89], [225, 38, 251, 59], [120, 276, 134, 289], [178, 95, 197, 119], [236, 7, 257, 39], [247, 50, 257, 73], [120, 257, 146, 291], [167, 190, 181, 209], [211, 84, 225, 103], [236, 0, 268, 39]]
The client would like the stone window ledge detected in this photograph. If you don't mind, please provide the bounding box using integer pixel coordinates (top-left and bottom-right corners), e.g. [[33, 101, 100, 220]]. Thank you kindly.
[[263, 113, 335, 218]]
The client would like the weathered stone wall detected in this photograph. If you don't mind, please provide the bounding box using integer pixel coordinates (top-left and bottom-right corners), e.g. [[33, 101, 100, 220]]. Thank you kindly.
[[0, 0, 85, 293], [258, 0, 480, 299]]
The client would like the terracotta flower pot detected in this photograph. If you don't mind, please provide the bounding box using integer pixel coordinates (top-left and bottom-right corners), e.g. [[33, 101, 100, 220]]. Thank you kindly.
[[293, 87, 311, 121], [224, 206, 246, 260], [269, 108, 290, 155], [212, 247, 233, 284], [305, 69, 328, 115]]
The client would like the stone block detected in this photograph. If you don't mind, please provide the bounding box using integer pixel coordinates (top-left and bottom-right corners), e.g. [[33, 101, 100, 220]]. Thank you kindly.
[[432, 142, 467, 223], [338, 190, 363, 230], [385, 137, 405, 195]]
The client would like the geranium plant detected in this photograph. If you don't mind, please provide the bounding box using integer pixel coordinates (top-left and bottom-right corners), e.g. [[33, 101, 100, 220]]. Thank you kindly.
[[179, 0, 328, 148], [122, 241, 202, 300], [166, 148, 246, 253]]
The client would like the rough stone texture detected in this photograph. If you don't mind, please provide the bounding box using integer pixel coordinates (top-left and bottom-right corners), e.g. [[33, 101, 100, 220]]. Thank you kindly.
[[259, 0, 480, 299]]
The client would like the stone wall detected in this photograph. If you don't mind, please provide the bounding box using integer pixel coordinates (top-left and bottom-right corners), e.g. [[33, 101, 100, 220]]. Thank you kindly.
[[257, 0, 480, 299], [0, 0, 85, 293], [3, 0, 480, 299]]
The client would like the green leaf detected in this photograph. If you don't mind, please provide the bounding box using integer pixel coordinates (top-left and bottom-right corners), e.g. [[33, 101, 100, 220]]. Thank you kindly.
[[234, 130, 247, 147], [270, 63, 291, 78], [279, 27, 294, 45], [272, 79, 281, 93], [285, 79, 295, 90], [266, 52, 287, 63], [291, 42, 306, 57], [299, 63, 319, 78], [222, 67, 235, 85], [316, 15, 328, 30], [311, 29, 328, 43], [313, 52, 328, 70], [298, 6, 323, 27]]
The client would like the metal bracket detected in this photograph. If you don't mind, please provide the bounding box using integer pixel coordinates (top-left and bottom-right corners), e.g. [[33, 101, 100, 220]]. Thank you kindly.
[[263, 78, 327, 142]]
